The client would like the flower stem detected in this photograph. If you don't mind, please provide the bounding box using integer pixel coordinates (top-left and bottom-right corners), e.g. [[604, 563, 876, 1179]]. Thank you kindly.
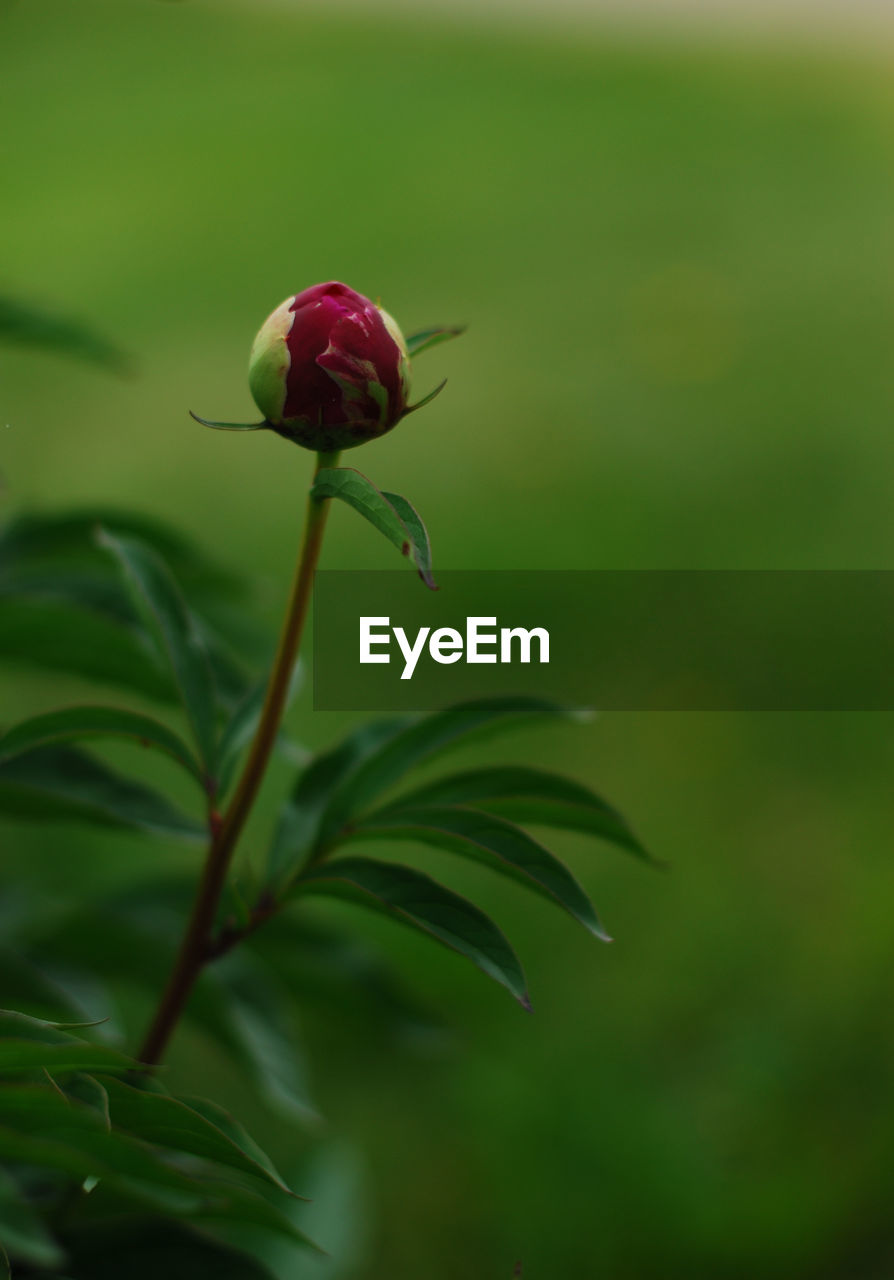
[[138, 450, 340, 1066]]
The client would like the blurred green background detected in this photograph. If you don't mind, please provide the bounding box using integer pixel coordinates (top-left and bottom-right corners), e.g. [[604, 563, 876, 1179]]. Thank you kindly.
[[3, 1, 894, 1275]]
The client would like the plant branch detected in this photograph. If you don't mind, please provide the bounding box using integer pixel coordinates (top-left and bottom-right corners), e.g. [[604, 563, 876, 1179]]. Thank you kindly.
[[138, 450, 340, 1066]]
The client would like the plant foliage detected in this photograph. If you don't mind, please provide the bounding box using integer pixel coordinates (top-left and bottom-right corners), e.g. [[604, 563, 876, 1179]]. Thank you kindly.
[[0, 505, 647, 1275]]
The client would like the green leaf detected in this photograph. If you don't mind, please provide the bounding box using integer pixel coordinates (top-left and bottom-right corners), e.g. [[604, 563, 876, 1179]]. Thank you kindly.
[[268, 717, 408, 887], [64, 1074, 112, 1128], [0, 1168, 64, 1269], [0, 510, 244, 602], [293, 857, 530, 1008], [315, 697, 569, 851], [379, 764, 651, 860], [0, 595, 173, 701], [0, 294, 128, 372], [344, 805, 610, 940], [380, 490, 434, 588], [217, 664, 304, 799], [218, 1140, 370, 1280], [0, 1008, 97, 1045], [99, 1077, 293, 1193], [251, 916, 448, 1048], [216, 680, 267, 797], [0, 1087, 315, 1244], [0, 950, 112, 1028], [15, 897, 317, 1122], [203, 954, 319, 1124], [0, 510, 252, 702], [98, 529, 218, 774], [0, 1089, 207, 1210], [179, 1095, 292, 1193], [0, 706, 203, 786], [405, 325, 466, 358], [0, 1041, 135, 1076], [0, 1013, 135, 1075], [0, 745, 205, 842], [310, 468, 437, 589], [191, 1189, 320, 1251]]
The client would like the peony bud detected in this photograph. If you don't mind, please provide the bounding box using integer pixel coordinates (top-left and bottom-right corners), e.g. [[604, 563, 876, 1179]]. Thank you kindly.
[[248, 281, 412, 452]]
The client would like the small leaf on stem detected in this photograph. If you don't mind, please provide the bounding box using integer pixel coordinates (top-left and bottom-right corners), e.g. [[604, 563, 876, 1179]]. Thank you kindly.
[[310, 467, 437, 589]]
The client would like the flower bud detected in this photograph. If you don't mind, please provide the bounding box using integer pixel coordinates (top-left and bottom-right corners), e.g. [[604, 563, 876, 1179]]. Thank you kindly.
[[248, 281, 412, 451]]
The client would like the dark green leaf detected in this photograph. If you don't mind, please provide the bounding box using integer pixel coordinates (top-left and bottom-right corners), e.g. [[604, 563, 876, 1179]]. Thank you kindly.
[[217, 663, 304, 799], [180, 1095, 292, 1193], [0, 1013, 135, 1076], [16, 895, 312, 1121], [293, 857, 530, 1008], [379, 764, 651, 860], [98, 530, 218, 773], [0, 1008, 95, 1045], [192, 1190, 319, 1250], [0, 1091, 205, 1211], [315, 697, 569, 851], [204, 954, 319, 1124], [344, 805, 610, 939], [0, 706, 203, 785], [0, 510, 251, 702], [0, 1169, 64, 1269], [252, 915, 448, 1048], [310, 468, 437, 589], [64, 1074, 112, 1128], [216, 680, 267, 797], [0, 952, 111, 1028], [0, 595, 172, 700], [0, 510, 244, 602], [0, 745, 205, 841], [405, 325, 466, 358], [0, 294, 128, 372], [0, 1088, 314, 1243], [217, 1140, 369, 1280], [268, 718, 408, 887], [99, 1078, 293, 1193], [0, 1042, 135, 1075]]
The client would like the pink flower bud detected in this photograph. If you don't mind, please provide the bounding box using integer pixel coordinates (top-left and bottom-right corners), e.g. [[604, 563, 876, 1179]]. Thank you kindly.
[[248, 281, 411, 451]]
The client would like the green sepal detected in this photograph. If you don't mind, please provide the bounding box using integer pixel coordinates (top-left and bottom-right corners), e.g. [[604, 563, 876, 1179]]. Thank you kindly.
[[405, 325, 466, 358], [189, 412, 271, 432], [402, 378, 447, 416]]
